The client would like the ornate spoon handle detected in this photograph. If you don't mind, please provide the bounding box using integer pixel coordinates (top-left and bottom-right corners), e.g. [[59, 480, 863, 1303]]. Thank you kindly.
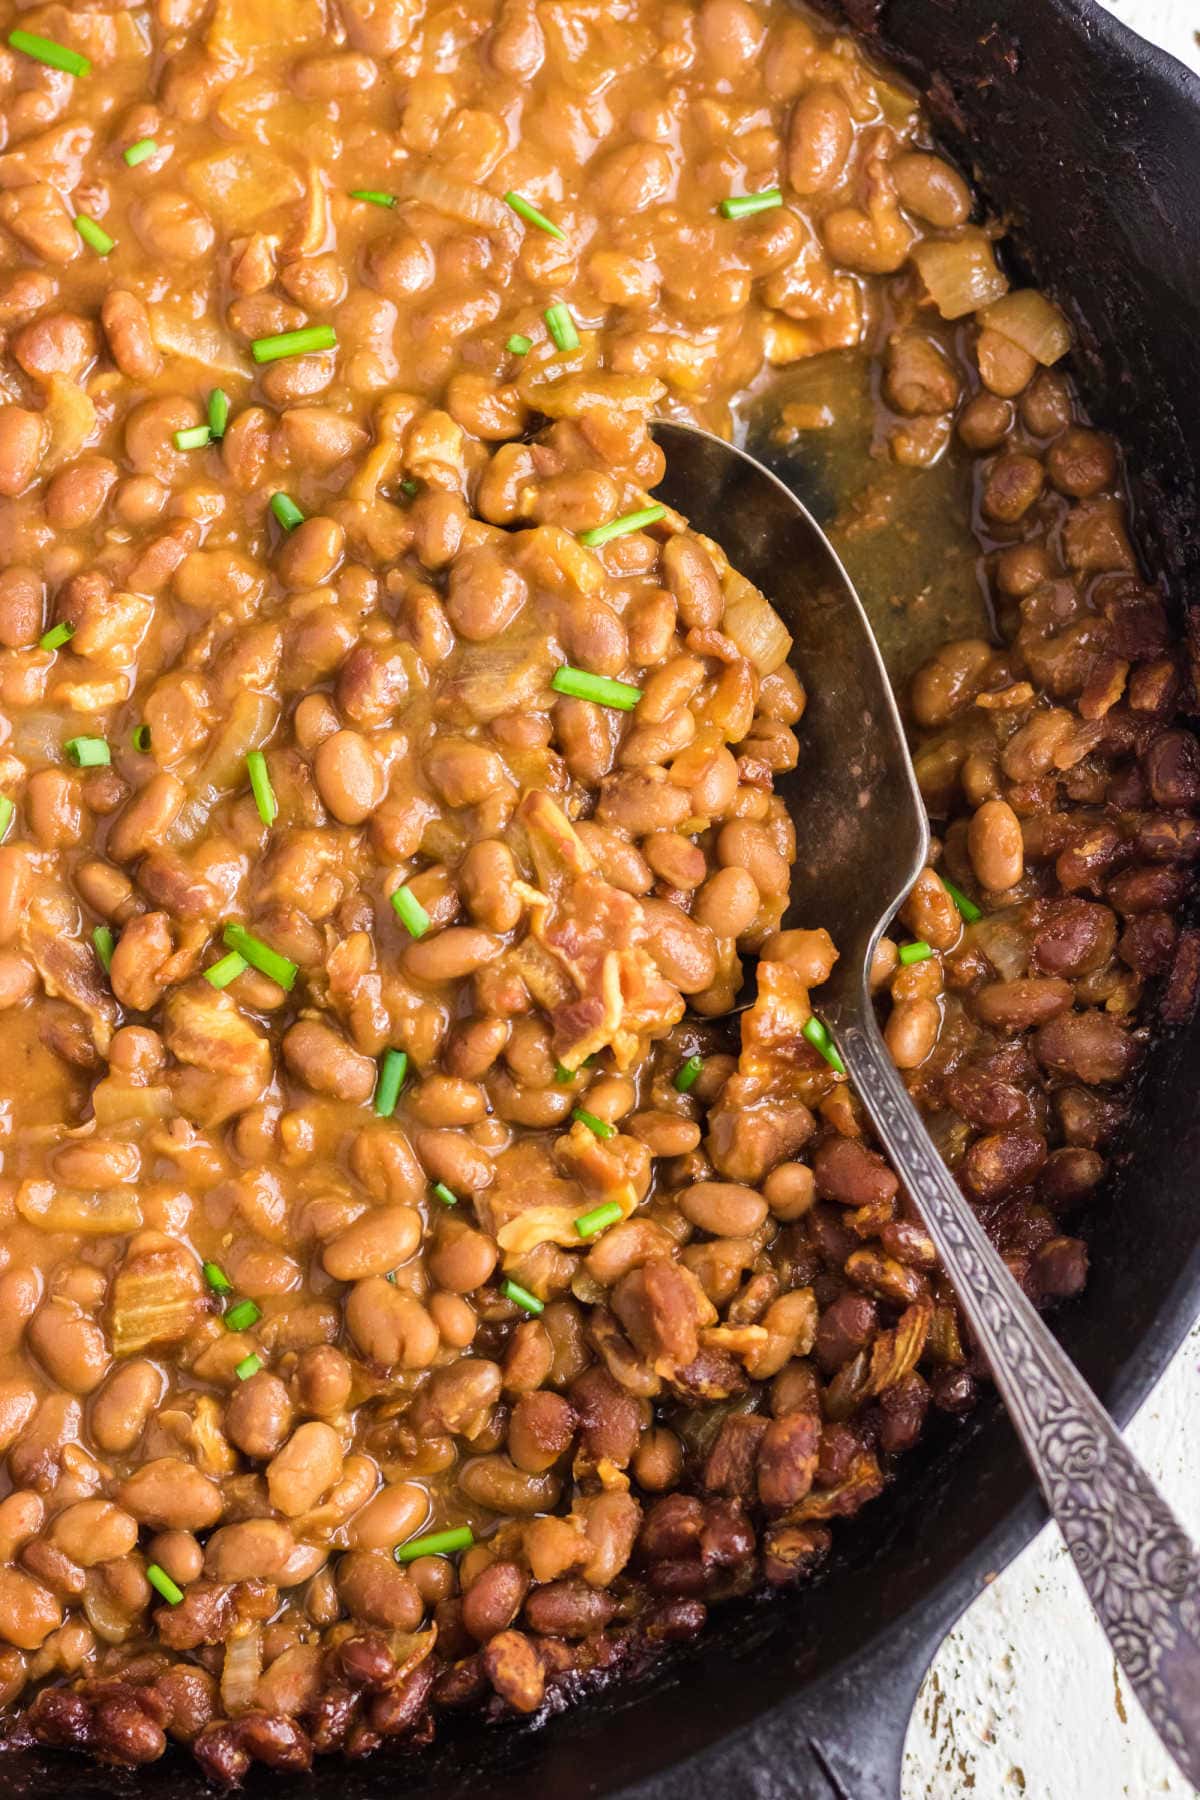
[[839, 1013, 1200, 1786]]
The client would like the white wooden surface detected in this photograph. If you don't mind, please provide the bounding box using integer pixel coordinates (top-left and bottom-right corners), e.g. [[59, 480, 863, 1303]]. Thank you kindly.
[[903, 6, 1200, 1795]]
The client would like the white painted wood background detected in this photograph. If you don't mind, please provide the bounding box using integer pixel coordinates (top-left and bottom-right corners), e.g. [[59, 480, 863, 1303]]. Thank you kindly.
[[902, 5, 1200, 1795]]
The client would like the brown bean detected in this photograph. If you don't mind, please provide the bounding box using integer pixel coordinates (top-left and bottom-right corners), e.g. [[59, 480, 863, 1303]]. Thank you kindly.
[[267, 1422, 344, 1517], [463, 1561, 530, 1643], [346, 1279, 439, 1368], [323, 1206, 422, 1281], [225, 1372, 293, 1461], [283, 1020, 377, 1103], [787, 86, 852, 194], [678, 1181, 768, 1236], [458, 1455, 560, 1516], [967, 799, 1024, 891], [974, 978, 1073, 1031], [404, 928, 501, 982], [119, 1458, 223, 1531], [336, 1551, 423, 1631], [313, 730, 383, 824]]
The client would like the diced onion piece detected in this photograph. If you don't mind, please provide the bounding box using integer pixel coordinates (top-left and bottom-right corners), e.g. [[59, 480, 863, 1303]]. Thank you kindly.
[[979, 289, 1071, 366], [91, 1079, 174, 1126], [968, 910, 1028, 980], [42, 375, 96, 474], [911, 229, 1008, 320], [16, 1180, 143, 1235], [405, 166, 514, 236], [221, 1624, 262, 1716], [722, 571, 793, 676]]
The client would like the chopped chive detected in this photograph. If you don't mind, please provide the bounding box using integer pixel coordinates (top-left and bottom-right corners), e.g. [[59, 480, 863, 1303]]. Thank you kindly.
[[502, 1279, 544, 1316], [146, 1563, 184, 1606], [224, 1299, 261, 1333], [8, 29, 90, 77], [221, 923, 297, 991], [803, 1014, 846, 1075], [431, 1181, 458, 1208], [551, 665, 643, 711], [91, 925, 115, 972], [204, 950, 247, 990], [506, 333, 533, 356], [572, 1107, 615, 1140], [123, 137, 157, 167], [544, 302, 580, 352], [0, 797, 12, 842], [719, 188, 784, 221], [349, 188, 396, 207], [65, 736, 110, 768], [394, 1525, 474, 1564], [898, 940, 933, 966], [575, 1201, 623, 1239], [245, 749, 277, 827], [399, 478, 419, 497], [270, 492, 305, 531], [132, 723, 151, 753], [391, 885, 431, 939], [39, 621, 75, 652], [174, 425, 211, 451], [251, 325, 337, 364], [554, 1061, 575, 1084], [504, 191, 566, 240], [74, 214, 114, 256], [375, 1048, 408, 1116], [941, 876, 982, 923], [674, 1054, 704, 1093], [578, 504, 666, 549], [208, 388, 229, 439], [235, 1353, 263, 1380], [203, 1261, 233, 1294]]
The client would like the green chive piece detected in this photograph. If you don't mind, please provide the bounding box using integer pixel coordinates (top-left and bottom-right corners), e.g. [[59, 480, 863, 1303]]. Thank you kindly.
[[674, 1054, 704, 1093], [349, 188, 396, 207], [132, 723, 151, 753], [504, 191, 566, 240], [74, 214, 114, 255], [394, 1526, 474, 1564], [551, 665, 643, 711], [8, 29, 90, 77], [575, 1201, 623, 1240], [544, 302, 580, 352], [146, 1563, 184, 1606], [65, 736, 110, 768], [399, 478, 419, 497], [235, 1353, 263, 1380], [123, 137, 157, 167], [208, 388, 229, 439], [204, 950, 247, 990], [897, 940, 933, 966], [431, 1182, 458, 1208], [719, 188, 784, 221], [174, 425, 211, 451], [245, 749, 277, 827], [502, 1279, 544, 1316], [224, 1299, 261, 1333], [578, 504, 666, 549], [270, 492, 305, 531], [554, 1061, 576, 1084], [203, 1261, 233, 1294], [391, 885, 431, 939], [506, 333, 533, 356], [572, 1107, 615, 1140], [803, 1014, 846, 1075], [941, 876, 982, 923], [375, 1048, 408, 1117], [0, 797, 12, 842], [92, 925, 115, 972], [39, 621, 75, 652], [251, 325, 337, 364], [221, 923, 297, 992]]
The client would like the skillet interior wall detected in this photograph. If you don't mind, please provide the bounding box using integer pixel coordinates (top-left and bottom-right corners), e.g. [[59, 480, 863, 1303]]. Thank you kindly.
[[8, 4, 1200, 1799]]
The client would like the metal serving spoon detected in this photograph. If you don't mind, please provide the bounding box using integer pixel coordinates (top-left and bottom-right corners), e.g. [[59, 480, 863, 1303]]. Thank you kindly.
[[653, 420, 1200, 1785]]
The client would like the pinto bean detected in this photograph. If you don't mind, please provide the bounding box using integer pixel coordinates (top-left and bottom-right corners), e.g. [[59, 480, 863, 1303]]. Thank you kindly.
[[967, 799, 1024, 891]]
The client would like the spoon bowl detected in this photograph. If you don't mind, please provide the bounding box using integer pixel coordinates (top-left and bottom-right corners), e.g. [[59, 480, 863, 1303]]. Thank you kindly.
[[652, 418, 1200, 1788]]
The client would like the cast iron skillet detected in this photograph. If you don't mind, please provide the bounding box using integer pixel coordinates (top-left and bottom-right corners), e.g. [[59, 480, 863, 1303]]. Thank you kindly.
[[5, 4, 1199, 1797]]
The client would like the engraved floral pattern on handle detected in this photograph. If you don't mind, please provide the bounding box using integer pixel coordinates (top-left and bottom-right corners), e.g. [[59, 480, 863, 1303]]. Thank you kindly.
[[839, 1018, 1200, 1787]]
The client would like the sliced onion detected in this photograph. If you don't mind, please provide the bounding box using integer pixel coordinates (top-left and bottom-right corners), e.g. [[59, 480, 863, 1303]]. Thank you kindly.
[[221, 1624, 262, 1717], [968, 908, 1028, 980], [979, 289, 1071, 365], [911, 229, 1008, 320], [42, 374, 96, 473], [16, 1179, 143, 1235], [722, 571, 793, 675], [91, 1078, 174, 1127], [404, 165, 515, 237]]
